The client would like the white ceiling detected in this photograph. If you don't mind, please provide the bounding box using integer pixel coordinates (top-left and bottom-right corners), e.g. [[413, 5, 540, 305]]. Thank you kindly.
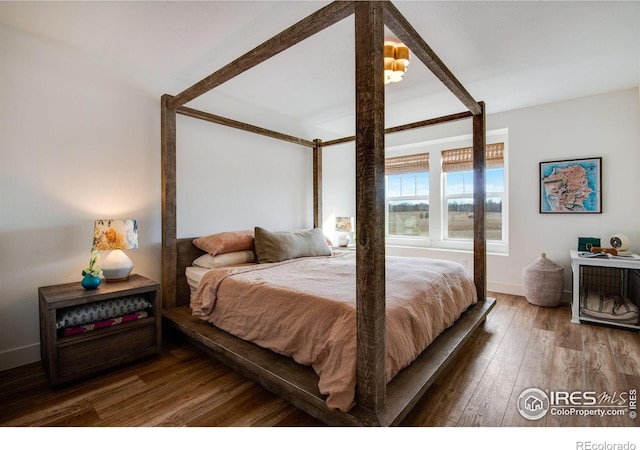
[[1, 1, 639, 137]]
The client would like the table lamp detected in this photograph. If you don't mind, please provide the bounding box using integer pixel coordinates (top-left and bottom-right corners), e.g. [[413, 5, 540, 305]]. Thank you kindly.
[[93, 219, 138, 281], [335, 217, 355, 247]]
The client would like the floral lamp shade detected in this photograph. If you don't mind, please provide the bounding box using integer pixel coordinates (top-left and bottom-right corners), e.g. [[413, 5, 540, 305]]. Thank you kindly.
[[93, 219, 138, 250], [93, 219, 138, 281], [335, 217, 355, 233]]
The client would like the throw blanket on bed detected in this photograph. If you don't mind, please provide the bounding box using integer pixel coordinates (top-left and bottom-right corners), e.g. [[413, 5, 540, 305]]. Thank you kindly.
[[190, 252, 477, 412]]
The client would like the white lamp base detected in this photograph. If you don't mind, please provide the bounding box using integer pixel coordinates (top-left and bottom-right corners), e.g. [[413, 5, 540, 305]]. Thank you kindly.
[[101, 249, 134, 281], [337, 232, 351, 247]]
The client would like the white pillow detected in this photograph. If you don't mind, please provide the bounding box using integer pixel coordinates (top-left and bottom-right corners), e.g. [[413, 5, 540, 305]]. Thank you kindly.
[[193, 250, 257, 268]]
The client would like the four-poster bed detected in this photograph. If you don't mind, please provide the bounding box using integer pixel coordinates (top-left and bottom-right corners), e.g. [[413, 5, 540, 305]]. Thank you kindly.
[[161, 1, 496, 426]]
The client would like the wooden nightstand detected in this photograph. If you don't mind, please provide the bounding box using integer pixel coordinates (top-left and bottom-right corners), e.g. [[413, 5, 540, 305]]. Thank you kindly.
[[38, 274, 161, 386]]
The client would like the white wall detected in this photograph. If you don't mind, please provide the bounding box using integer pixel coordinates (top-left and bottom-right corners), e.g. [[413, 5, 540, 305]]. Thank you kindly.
[[2, 18, 639, 372], [175, 115, 313, 238], [488, 88, 640, 294], [323, 88, 640, 296], [0, 24, 162, 370], [0, 24, 314, 371]]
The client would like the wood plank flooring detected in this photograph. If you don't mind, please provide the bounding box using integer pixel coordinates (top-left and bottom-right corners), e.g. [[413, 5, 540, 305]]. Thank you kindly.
[[1, 293, 638, 427]]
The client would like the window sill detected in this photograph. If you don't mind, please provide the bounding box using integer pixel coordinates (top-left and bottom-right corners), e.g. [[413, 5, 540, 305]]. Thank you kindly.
[[385, 237, 509, 256]]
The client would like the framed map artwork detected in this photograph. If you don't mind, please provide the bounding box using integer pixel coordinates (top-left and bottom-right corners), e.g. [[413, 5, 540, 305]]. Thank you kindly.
[[539, 157, 602, 214]]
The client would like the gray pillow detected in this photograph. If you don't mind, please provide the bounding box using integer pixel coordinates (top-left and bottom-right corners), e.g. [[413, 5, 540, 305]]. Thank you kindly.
[[254, 227, 332, 263]]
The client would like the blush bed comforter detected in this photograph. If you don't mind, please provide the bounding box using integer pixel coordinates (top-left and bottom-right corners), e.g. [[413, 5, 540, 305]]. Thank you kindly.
[[190, 251, 477, 412]]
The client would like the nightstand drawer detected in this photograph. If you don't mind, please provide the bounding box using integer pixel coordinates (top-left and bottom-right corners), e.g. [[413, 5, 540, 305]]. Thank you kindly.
[[57, 320, 157, 381]]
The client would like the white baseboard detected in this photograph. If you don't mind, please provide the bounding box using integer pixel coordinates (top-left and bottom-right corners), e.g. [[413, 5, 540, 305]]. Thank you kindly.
[[0, 342, 40, 372], [488, 281, 524, 296], [488, 282, 573, 305]]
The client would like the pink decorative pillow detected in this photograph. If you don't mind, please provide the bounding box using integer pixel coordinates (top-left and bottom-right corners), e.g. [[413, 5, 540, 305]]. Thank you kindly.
[[193, 230, 255, 256]]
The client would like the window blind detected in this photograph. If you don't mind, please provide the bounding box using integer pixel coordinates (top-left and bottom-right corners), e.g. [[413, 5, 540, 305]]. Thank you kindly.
[[385, 152, 429, 175], [441, 143, 504, 173]]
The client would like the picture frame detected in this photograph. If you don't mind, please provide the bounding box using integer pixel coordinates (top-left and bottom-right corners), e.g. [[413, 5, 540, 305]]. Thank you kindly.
[[539, 157, 602, 214]]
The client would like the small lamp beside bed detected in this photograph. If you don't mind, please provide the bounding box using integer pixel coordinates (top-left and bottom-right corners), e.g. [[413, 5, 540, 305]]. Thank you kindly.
[[93, 219, 138, 281], [335, 217, 355, 247]]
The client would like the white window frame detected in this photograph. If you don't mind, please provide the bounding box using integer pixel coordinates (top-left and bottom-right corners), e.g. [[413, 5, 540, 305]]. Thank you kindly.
[[385, 174, 430, 242], [385, 129, 509, 255]]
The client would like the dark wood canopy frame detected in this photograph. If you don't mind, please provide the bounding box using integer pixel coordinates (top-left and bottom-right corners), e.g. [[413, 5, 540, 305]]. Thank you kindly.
[[161, 1, 495, 426]]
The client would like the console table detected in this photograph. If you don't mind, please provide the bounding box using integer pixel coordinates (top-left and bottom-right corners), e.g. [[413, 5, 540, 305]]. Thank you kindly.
[[570, 249, 640, 331]]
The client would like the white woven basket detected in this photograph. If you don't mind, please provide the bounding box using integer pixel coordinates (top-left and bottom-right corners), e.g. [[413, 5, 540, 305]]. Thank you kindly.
[[522, 252, 564, 307]]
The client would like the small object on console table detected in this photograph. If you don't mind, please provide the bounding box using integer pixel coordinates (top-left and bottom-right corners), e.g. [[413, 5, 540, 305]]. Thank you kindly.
[[590, 247, 618, 256], [610, 233, 632, 257]]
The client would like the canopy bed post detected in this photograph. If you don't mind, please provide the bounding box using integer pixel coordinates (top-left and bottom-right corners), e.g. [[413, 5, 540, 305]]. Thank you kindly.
[[313, 139, 323, 229], [320, 111, 474, 147], [161, 94, 177, 309], [473, 101, 487, 301], [160, 0, 496, 426], [354, 0, 387, 413], [382, 2, 481, 115], [176, 106, 315, 147], [167, 1, 355, 110]]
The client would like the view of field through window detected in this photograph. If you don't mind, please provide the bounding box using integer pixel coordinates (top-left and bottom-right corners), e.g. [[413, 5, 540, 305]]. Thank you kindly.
[[387, 168, 504, 241]]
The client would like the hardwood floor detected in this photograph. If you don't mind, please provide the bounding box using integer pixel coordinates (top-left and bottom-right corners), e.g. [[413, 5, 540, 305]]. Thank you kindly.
[[1, 293, 638, 427]]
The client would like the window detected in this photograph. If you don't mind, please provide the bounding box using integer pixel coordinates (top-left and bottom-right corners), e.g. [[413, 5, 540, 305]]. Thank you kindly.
[[442, 143, 504, 241], [385, 153, 430, 238], [385, 133, 508, 254]]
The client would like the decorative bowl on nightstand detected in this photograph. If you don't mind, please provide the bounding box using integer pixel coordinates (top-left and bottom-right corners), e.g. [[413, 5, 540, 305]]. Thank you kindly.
[[81, 274, 101, 290]]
